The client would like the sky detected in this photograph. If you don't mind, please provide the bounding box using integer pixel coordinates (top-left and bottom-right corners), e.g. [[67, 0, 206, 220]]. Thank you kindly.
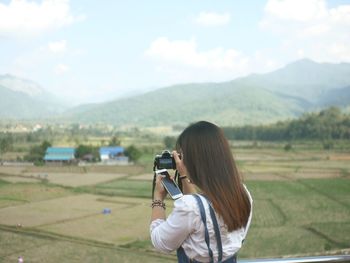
[[1, 0, 350, 105]]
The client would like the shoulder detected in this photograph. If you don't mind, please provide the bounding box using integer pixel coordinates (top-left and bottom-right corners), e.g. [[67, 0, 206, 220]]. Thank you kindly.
[[173, 194, 213, 220], [173, 194, 201, 215], [169, 195, 203, 232], [174, 194, 197, 209]]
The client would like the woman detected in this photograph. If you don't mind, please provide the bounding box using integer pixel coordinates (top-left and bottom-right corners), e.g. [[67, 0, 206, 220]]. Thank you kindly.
[[150, 121, 253, 263]]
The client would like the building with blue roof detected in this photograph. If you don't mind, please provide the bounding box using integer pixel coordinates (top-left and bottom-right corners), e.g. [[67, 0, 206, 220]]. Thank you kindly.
[[44, 147, 76, 163], [99, 146, 128, 164]]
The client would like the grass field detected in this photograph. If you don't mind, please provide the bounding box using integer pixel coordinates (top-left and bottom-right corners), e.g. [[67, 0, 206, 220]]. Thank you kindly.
[[0, 143, 349, 262]]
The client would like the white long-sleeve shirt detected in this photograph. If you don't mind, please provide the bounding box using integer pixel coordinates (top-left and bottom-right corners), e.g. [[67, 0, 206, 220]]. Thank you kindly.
[[150, 187, 253, 262]]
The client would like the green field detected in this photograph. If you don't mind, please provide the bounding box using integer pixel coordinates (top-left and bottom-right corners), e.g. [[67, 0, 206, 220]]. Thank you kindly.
[[0, 144, 350, 262]]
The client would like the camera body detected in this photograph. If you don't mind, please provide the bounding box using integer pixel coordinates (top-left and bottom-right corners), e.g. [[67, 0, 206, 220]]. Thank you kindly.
[[154, 150, 176, 170]]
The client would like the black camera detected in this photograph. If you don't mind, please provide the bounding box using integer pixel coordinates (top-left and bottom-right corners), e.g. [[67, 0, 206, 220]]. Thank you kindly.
[[154, 150, 176, 170]]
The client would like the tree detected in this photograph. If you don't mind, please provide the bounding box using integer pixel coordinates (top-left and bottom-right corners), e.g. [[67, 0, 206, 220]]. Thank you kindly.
[[75, 145, 91, 159], [41, 141, 51, 152], [24, 140, 52, 164], [284, 143, 292, 151], [75, 144, 100, 161], [26, 133, 34, 143], [125, 145, 142, 162], [164, 136, 176, 149], [0, 134, 14, 158], [109, 136, 121, 146], [223, 107, 350, 141]]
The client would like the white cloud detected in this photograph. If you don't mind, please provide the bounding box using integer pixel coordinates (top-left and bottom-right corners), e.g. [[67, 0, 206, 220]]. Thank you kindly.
[[329, 43, 350, 61], [0, 0, 81, 37], [48, 40, 67, 53], [195, 11, 231, 27], [329, 5, 350, 25], [300, 24, 330, 37], [261, 0, 350, 63], [264, 0, 327, 22], [145, 37, 247, 71], [297, 49, 305, 58], [144, 37, 257, 85], [54, 63, 69, 75]]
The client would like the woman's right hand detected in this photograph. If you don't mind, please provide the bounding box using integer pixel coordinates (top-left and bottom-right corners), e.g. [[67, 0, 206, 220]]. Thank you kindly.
[[154, 173, 167, 201], [172, 150, 188, 177]]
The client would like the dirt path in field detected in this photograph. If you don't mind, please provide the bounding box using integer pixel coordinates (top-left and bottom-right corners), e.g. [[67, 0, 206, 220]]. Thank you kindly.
[[328, 154, 350, 161]]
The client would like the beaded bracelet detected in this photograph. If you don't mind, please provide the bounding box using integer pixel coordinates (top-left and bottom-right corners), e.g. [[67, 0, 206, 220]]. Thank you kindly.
[[151, 200, 166, 210]]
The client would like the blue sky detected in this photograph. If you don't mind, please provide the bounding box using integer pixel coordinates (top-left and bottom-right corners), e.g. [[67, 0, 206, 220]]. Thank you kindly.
[[1, 0, 350, 105]]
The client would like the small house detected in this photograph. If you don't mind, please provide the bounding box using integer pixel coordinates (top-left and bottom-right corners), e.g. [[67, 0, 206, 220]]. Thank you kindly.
[[44, 147, 76, 164], [99, 146, 129, 165]]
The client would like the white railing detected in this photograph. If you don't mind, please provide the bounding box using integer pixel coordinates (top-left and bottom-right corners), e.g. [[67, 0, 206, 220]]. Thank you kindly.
[[240, 255, 350, 263]]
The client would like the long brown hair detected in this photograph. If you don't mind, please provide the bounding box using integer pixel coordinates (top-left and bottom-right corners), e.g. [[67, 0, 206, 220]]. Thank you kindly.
[[176, 121, 251, 231]]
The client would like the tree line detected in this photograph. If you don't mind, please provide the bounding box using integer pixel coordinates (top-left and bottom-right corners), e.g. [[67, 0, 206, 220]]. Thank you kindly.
[[0, 133, 142, 164], [222, 107, 350, 141]]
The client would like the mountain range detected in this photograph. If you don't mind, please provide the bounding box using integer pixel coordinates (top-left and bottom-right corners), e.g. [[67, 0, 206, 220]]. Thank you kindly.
[[62, 59, 350, 126], [0, 75, 68, 120], [1, 59, 350, 126]]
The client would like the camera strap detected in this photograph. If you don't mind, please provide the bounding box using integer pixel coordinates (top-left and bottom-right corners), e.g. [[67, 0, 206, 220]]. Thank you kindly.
[[152, 164, 157, 199]]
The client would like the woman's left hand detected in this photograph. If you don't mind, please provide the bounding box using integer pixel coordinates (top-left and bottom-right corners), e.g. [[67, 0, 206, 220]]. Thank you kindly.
[[173, 150, 188, 177]]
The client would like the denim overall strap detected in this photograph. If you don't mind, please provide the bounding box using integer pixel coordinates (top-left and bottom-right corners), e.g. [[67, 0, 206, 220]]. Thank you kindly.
[[177, 194, 237, 263], [202, 195, 237, 263], [201, 195, 223, 262], [176, 246, 191, 263], [176, 194, 213, 263], [193, 194, 214, 263]]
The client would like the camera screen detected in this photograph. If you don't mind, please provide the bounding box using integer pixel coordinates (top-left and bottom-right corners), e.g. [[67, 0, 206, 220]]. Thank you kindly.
[[160, 159, 173, 165]]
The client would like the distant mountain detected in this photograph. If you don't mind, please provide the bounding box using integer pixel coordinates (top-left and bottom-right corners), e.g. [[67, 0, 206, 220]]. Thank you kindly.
[[317, 86, 350, 107], [0, 74, 68, 119], [64, 83, 311, 126], [234, 59, 350, 102], [64, 59, 350, 126]]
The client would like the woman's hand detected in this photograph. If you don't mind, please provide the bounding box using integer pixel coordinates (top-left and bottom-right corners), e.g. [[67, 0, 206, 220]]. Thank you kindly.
[[154, 173, 167, 201], [172, 150, 189, 178], [151, 174, 167, 222], [173, 150, 197, 194]]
